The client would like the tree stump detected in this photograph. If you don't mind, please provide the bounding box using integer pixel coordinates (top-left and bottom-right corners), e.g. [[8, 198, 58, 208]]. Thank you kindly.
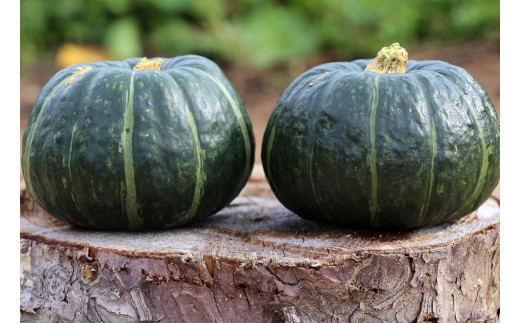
[[20, 165, 500, 323]]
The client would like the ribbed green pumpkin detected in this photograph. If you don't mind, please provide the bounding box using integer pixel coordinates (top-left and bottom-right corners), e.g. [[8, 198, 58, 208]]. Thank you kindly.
[[22, 55, 254, 230], [262, 43, 499, 230]]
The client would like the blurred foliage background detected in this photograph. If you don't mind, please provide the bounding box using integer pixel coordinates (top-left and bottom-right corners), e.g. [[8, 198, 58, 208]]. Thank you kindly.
[[20, 0, 499, 70], [19, 0, 501, 195]]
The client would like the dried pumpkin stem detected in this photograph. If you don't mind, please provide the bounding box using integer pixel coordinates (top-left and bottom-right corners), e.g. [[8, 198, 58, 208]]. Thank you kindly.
[[133, 57, 164, 71], [365, 43, 408, 74]]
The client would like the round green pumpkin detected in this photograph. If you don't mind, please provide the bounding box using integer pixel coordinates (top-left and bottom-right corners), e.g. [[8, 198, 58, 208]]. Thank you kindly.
[[22, 55, 255, 230], [261, 43, 499, 230]]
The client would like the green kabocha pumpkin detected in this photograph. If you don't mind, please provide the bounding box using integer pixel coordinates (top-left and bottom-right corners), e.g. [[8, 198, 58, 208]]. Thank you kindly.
[[262, 43, 499, 230], [22, 56, 254, 230]]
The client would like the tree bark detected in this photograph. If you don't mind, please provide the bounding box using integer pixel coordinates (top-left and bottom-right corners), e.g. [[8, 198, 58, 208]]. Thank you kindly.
[[20, 166, 500, 322]]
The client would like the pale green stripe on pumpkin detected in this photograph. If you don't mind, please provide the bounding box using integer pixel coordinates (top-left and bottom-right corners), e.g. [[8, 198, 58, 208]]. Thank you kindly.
[[68, 122, 77, 182], [309, 123, 333, 221], [191, 68, 252, 184], [184, 102, 206, 222], [368, 75, 380, 227], [22, 78, 70, 206], [121, 72, 142, 229], [265, 126, 276, 181], [162, 72, 206, 223], [307, 91, 334, 222], [417, 93, 438, 225], [67, 122, 83, 214], [459, 89, 491, 211]]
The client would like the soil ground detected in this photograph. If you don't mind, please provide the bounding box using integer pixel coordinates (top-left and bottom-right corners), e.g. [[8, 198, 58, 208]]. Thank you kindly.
[[20, 41, 500, 198]]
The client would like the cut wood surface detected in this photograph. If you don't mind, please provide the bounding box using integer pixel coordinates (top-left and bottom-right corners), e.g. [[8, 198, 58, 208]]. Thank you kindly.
[[20, 164, 500, 322]]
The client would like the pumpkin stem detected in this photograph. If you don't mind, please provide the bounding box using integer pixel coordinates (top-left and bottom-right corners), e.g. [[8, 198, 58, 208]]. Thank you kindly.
[[365, 43, 408, 74], [133, 57, 164, 71]]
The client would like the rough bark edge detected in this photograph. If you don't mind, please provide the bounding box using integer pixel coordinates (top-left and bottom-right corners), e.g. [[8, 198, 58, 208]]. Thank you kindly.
[[21, 224, 499, 323]]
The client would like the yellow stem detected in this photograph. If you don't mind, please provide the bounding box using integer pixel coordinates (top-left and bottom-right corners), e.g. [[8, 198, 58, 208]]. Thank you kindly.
[[133, 57, 164, 71], [365, 43, 408, 74]]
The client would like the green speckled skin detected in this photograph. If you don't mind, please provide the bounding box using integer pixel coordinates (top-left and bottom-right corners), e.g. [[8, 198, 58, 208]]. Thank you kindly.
[[22, 55, 255, 230], [262, 59, 499, 230]]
